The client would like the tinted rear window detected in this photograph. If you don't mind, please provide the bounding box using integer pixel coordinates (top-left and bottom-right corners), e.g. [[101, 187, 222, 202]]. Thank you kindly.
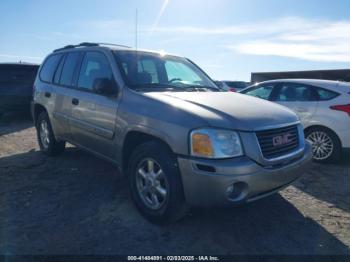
[[40, 54, 62, 83], [316, 88, 339, 101], [60, 52, 80, 86], [0, 66, 38, 84]]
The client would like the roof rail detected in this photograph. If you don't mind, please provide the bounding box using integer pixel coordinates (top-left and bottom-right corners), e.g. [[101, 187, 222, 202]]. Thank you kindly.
[[93, 42, 131, 48], [53, 42, 131, 52]]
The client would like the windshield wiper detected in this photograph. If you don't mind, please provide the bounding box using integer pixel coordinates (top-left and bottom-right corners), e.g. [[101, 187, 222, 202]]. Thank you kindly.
[[184, 85, 221, 92], [131, 83, 189, 91], [131, 83, 220, 92]]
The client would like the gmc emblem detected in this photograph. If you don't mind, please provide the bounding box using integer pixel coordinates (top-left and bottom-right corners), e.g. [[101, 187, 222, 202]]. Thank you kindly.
[[272, 133, 293, 146]]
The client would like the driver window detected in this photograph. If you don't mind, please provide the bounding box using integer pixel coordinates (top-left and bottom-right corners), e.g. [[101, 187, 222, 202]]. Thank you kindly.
[[77, 52, 113, 90], [243, 84, 274, 100]]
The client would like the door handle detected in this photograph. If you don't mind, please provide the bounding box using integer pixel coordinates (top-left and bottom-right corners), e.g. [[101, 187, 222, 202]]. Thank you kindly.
[[44, 92, 51, 98], [72, 98, 79, 105]]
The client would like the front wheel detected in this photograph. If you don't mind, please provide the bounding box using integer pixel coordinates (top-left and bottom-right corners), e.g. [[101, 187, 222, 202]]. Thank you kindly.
[[128, 141, 187, 224], [305, 127, 341, 163], [36, 111, 65, 156]]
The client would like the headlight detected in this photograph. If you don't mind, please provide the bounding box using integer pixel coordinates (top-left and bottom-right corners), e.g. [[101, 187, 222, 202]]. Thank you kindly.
[[190, 128, 243, 159]]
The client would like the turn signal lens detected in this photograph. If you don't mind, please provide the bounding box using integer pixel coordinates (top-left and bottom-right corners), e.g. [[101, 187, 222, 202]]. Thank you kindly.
[[191, 133, 214, 157], [190, 129, 243, 159]]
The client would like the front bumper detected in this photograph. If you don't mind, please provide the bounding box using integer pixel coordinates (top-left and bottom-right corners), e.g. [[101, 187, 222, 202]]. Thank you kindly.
[[177, 143, 312, 206]]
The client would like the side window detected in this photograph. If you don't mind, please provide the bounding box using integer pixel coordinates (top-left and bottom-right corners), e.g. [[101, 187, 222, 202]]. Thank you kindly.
[[242, 84, 274, 100], [53, 54, 65, 84], [276, 83, 314, 102], [60, 52, 80, 86], [40, 54, 62, 83], [316, 88, 339, 101], [77, 52, 113, 90]]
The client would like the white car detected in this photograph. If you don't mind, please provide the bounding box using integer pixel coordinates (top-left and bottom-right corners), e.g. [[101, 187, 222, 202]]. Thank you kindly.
[[240, 79, 350, 163]]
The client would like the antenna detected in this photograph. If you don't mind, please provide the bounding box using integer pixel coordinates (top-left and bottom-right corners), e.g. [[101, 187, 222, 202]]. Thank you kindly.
[[135, 8, 138, 51]]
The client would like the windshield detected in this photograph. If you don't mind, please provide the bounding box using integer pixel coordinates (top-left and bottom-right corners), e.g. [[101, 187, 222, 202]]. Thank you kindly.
[[114, 51, 219, 92]]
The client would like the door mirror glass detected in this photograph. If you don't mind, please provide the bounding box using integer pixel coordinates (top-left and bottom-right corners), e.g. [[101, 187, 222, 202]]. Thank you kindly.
[[93, 78, 115, 95]]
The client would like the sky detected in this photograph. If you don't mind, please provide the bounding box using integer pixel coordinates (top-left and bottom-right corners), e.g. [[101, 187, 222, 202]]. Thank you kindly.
[[1, 0, 350, 81]]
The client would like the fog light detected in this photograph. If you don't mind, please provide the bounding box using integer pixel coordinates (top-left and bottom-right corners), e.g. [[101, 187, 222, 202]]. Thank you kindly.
[[226, 182, 248, 201]]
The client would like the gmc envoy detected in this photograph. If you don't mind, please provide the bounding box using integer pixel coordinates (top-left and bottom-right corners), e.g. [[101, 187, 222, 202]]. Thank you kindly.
[[32, 43, 312, 223]]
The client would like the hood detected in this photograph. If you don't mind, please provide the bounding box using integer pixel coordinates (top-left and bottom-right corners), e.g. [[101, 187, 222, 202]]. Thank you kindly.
[[144, 92, 299, 131]]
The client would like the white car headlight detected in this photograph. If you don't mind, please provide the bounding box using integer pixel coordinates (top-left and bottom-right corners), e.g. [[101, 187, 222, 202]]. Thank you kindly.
[[190, 128, 243, 159]]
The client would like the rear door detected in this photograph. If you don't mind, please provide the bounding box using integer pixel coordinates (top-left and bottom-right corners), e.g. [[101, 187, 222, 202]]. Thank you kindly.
[[68, 51, 120, 159], [272, 82, 319, 126], [52, 51, 82, 140]]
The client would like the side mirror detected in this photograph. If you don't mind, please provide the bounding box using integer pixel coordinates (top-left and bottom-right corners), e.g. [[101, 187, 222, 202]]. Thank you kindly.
[[93, 78, 116, 96]]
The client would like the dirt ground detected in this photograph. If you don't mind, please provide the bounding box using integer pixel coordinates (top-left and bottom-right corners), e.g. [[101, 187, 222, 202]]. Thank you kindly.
[[0, 113, 349, 255]]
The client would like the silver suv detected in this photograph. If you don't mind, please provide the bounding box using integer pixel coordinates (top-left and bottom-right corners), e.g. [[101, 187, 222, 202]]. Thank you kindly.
[[32, 43, 312, 223]]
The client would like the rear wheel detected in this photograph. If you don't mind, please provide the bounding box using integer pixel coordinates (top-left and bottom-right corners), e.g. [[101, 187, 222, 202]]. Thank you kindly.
[[305, 127, 341, 163], [36, 111, 65, 156], [128, 141, 187, 224]]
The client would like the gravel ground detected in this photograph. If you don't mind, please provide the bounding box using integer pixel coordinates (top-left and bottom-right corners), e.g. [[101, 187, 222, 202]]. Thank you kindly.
[[0, 113, 349, 255]]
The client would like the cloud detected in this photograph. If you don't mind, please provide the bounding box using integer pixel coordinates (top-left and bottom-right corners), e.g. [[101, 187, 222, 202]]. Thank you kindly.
[[153, 17, 318, 36], [153, 17, 350, 62], [232, 42, 350, 62]]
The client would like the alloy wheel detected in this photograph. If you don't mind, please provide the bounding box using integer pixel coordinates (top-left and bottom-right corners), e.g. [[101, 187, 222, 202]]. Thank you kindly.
[[39, 120, 50, 149], [306, 131, 334, 160], [135, 158, 168, 210]]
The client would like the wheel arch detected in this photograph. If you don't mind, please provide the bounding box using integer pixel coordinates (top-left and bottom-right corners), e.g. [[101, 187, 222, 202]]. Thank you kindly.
[[122, 130, 175, 175], [33, 103, 48, 125]]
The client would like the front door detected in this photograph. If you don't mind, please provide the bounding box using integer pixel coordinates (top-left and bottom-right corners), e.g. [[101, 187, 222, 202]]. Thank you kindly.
[[68, 51, 120, 159]]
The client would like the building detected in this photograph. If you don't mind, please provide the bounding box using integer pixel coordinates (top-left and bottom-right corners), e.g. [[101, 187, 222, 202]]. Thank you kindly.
[[251, 69, 350, 83]]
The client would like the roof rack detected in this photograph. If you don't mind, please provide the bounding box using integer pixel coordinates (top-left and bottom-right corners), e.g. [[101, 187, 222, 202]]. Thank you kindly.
[[53, 42, 131, 52]]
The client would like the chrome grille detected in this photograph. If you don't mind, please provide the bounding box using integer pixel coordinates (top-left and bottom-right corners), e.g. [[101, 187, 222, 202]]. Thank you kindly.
[[256, 125, 299, 159]]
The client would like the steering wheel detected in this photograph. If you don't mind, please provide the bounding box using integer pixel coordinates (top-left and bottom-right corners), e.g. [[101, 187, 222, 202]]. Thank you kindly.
[[169, 78, 182, 83]]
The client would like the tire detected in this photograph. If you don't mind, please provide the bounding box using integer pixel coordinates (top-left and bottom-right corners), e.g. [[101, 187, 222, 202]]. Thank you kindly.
[[128, 141, 187, 224], [305, 126, 341, 163], [36, 111, 65, 156]]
